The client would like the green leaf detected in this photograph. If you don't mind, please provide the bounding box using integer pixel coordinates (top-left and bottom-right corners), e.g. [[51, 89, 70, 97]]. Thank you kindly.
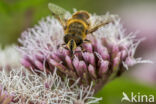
[[95, 77, 156, 104]]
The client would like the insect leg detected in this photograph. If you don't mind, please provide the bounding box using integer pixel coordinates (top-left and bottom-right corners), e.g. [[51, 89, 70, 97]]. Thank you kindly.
[[79, 45, 87, 52], [57, 43, 67, 49], [84, 39, 91, 43]]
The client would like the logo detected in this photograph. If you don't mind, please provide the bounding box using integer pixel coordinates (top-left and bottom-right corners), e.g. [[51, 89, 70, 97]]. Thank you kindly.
[[121, 92, 154, 103]]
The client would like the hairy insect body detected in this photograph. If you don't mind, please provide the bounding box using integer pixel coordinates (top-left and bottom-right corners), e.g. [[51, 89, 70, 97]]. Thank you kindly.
[[66, 19, 88, 40], [64, 13, 90, 51], [48, 3, 113, 53]]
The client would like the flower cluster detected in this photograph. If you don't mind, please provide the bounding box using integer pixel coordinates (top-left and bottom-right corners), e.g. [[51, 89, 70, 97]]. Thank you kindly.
[[19, 13, 152, 93], [0, 45, 21, 70], [0, 86, 13, 104], [0, 67, 101, 104]]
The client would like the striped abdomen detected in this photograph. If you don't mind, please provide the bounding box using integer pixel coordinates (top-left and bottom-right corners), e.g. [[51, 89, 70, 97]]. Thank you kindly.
[[65, 19, 88, 40]]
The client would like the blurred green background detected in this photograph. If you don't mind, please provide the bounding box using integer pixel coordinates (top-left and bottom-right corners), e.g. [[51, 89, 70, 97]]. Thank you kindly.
[[1, 0, 155, 46], [0, 0, 156, 104]]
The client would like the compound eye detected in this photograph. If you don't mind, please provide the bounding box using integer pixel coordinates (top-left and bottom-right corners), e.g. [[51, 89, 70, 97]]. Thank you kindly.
[[75, 36, 83, 46], [64, 34, 70, 43]]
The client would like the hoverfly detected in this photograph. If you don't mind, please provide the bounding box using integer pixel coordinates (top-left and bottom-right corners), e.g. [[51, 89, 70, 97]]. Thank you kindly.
[[48, 3, 115, 54]]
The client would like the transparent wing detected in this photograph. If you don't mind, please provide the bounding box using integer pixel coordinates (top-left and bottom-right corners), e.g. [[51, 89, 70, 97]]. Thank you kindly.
[[89, 12, 118, 29], [48, 3, 72, 21]]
